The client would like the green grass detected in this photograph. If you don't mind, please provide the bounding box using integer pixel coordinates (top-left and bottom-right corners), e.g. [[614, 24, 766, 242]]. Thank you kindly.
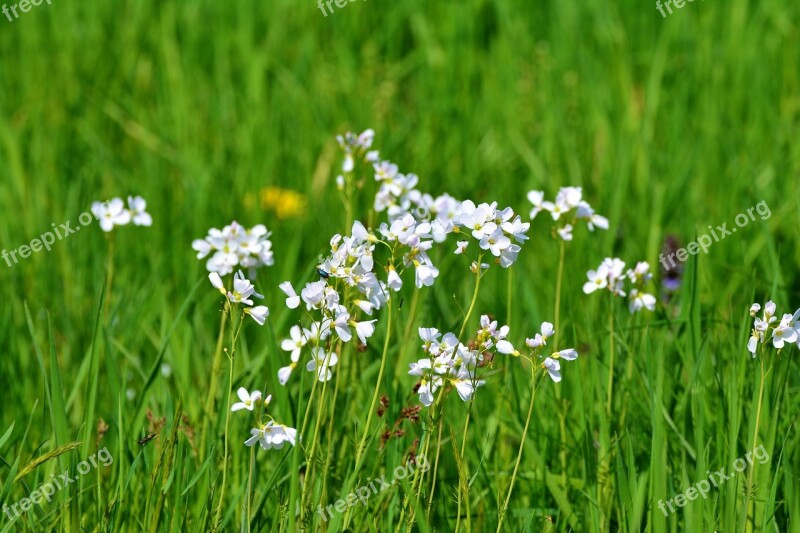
[[1, 0, 799, 530]]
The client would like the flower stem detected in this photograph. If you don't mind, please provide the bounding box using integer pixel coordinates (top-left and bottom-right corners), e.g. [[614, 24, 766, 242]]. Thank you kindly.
[[344, 297, 394, 528], [213, 349, 235, 529], [744, 351, 767, 530], [458, 260, 482, 340], [454, 268, 482, 531], [553, 240, 565, 349], [354, 300, 393, 465], [553, 240, 568, 489], [212, 311, 244, 531], [300, 344, 337, 511], [606, 297, 616, 416], [498, 366, 540, 532], [203, 306, 229, 452]]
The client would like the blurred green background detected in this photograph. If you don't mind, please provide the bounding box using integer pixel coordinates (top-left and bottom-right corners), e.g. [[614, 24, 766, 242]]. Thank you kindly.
[[1, 0, 799, 530]]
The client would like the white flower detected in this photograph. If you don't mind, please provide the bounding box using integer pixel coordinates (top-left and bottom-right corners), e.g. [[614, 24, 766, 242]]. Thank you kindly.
[[279, 281, 301, 309], [278, 364, 296, 385], [408, 359, 432, 376], [557, 224, 573, 241], [232, 387, 262, 412], [496, 340, 519, 356], [747, 330, 763, 356], [245, 422, 298, 450], [628, 290, 656, 314], [479, 229, 511, 257], [208, 272, 226, 295], [417, 377, 442, 407], [192, 239, 212, 259], [127, 196, 152, 226], [750, 303, 761, 317], [501, 216, 530, 242], [354, 299, 376, 315], [91, 198, 131, 232], [451, 368, 485, 402], [306, 347, 338, 382], [576, 201, 608, 231], [387, 266, 403, 291], [414, 262, 439, 288], [228, 270, 262, 306], [455, 240, 469, 255], [542, 357, 561, 382], [527, 190, 546, 219], [245, 306, 269, 326], [331, 311, 352, 342], [772, 314, 798, 349], [281, 325, 307, 361], [583, 264, 610, 294], [553, 348, 578, 361], [353, 319, 378, 344], [301, 281, 327, 309], [557, 186, 583, 209], [526, 322, 554, 349]]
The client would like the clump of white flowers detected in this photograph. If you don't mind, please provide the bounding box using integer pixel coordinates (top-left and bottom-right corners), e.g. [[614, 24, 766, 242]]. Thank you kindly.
[[527, 186, 608, 241], [336, 130, 531, 269], [231, 387, 298, 450], [747, 301, 800, 356], [336, 128, 378, 175], [192, 222, 275, 276], [91, 196, 152, 232], [408, 323, 490, 407], [583, 258, 657, 313], [408, 316, 580, 407], [496, 321, 579, 382], [276, 221, 388, 385]]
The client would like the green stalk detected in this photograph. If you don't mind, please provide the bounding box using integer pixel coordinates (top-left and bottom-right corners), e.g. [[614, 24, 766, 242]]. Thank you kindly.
[[212, 310, 244, 530], [203, 305, 229, 453], [497, 365, 540, 532], [343, 298, 394, 528], [455, 266, 482, 531], [300, 344, 337, 511], [743, 347, 767, 531], [606, 297, 616, 416], [553, 240, 568, 489]]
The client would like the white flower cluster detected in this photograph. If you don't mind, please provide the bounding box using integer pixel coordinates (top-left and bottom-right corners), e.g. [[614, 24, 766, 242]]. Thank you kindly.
[[208, 270, 270, 325], [91, 196, 152, 232], [408, 321, 494, 407], [747, 301, 800, 356], [335, 130, 531, 269], [378, 215, 440, 288], [496, 321, 579, 383], [336, 128, 378, 175], [277, 222, 386, 385], [192, 222, 275, 276], [408, 317, 581, 407], [527, 186, 608, 241], [583, 258, 657, 313], [447, 200, 530, 267], [231, 387, 298, 451]]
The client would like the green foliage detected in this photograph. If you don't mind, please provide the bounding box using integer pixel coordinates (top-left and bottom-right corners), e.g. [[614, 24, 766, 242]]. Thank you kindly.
[[0, 0, 798, 531]]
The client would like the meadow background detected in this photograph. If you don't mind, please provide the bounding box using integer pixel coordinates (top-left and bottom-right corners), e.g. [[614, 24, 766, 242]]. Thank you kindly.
[[1, 0, 799, 530]]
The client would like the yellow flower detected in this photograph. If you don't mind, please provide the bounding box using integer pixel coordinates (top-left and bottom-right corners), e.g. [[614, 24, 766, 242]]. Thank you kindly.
[[246, 187, 307, 220]]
